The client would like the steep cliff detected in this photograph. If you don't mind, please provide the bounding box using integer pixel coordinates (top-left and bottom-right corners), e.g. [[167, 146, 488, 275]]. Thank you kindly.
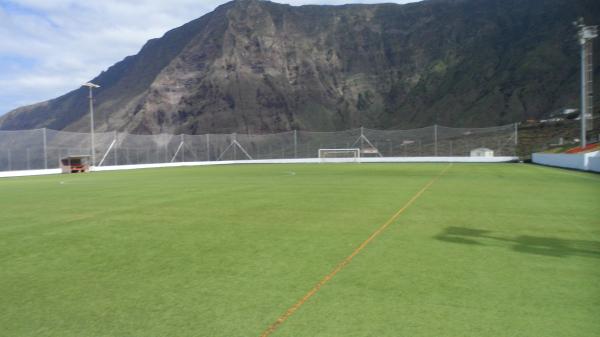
[[1, 0, 598, 133]]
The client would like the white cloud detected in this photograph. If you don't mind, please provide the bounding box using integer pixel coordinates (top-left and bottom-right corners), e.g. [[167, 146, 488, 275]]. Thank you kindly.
[[0, 0, 421, 115]]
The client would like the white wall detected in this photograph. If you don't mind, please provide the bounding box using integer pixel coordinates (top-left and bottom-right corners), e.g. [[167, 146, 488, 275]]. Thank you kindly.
[[532, 151, 600, 172], [0, 156, 518, 178], [588, 155, 600, 173], [0, 168, 62, 178]]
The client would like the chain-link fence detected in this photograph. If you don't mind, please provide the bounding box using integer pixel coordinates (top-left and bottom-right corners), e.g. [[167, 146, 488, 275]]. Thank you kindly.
[[0, 124, 518, 172]]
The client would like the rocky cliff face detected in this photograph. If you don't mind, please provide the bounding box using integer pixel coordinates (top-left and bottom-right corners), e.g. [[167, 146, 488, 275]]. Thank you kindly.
[[1, 0, 599, 133]]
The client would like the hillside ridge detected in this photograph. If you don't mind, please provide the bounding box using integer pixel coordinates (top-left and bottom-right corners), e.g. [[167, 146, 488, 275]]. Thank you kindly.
[[1, 0, 598, 133]]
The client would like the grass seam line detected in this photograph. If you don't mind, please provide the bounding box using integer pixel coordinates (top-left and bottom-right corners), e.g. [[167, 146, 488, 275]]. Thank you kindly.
[[259, 164, 453, 337]]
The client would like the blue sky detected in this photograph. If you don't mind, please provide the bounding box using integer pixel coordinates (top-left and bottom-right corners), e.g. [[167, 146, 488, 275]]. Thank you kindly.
[[0, 0, 421, 116]]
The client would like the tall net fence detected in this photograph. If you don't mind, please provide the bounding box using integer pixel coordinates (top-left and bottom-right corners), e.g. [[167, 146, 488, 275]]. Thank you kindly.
[[0, 124, 518, 172]]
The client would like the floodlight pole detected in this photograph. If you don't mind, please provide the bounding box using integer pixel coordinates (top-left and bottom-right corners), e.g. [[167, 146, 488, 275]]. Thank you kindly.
[[83, 82, 100, 166], [580, 42, 586, 148], [42, 128, 48, 169], [576, 19, 597, 148], [89, 86, 96, 165]]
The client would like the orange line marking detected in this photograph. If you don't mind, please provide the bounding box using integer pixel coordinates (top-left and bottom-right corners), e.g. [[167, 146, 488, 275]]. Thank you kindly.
[[259, 164, 452, 337]]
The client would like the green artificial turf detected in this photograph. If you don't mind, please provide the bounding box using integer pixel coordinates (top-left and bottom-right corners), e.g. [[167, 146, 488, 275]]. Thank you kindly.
[[0, 164, 598, 337]]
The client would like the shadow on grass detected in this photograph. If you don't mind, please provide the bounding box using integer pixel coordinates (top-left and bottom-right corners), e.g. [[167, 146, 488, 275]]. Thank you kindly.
[[435, 226, 600, 258]]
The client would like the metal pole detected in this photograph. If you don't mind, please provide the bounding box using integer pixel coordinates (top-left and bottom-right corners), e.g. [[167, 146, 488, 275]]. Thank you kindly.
[[165, 141, 169, 163], [434, 124, 438, 156], [576, 21, 598, 148], [294, 130, 298, 158], [181, 134, 185, 162], [114, 131, 118, 165], [89, 86, 96, 166], [581, 41, 587, 148], [206, 134, 210, 161], [360, 126, 364, 150], [587, 41, 594, 131], [42, 128, 48, 169], [233, 133, 237, 160]]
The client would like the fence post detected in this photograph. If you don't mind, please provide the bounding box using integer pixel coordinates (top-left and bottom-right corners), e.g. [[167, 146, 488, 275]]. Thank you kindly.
[[360, 126, 364, 149], [181, 134, 185, 162], [232, 133, 237, 160], [514, 123, 519, 157], [164, 139, 169, 163], [434, 124, 438, 156], [114, 131, 118, 166], [206, 134, 210, 161], [294, 130, 298, 158], [42, 128, 48, 169]]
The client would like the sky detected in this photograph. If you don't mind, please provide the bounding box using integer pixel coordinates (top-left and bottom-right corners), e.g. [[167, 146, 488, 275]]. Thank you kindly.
[[0, 0, 422, 116]]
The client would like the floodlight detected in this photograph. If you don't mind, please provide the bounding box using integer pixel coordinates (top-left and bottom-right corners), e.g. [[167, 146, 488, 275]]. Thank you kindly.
[[83, 82, 100, 88], [82, 82, 100, 166]]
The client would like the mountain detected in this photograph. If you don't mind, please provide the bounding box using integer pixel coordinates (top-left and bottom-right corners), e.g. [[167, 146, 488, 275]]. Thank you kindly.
[[1, 0, 599, 134]]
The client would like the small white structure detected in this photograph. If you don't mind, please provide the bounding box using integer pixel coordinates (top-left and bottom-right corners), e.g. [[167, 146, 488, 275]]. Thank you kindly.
[[470, 148, 494, 157], [360, 147, 380, 157]]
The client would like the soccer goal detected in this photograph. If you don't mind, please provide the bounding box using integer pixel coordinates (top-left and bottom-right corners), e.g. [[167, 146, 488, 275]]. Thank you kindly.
[[318, 148, 361, 162]]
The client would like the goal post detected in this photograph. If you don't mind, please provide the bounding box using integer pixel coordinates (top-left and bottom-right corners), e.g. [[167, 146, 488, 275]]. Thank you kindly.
[[318, 148, 360, 162]]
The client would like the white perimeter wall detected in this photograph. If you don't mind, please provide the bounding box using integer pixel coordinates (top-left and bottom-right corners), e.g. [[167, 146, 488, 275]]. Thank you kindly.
[[589, 155, 600, 172], [0, 156, 518, 178], [532, 151, 600, 173]]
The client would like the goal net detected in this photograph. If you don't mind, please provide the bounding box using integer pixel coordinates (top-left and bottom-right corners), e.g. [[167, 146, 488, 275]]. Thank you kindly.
[[318, 148, 360, 162]]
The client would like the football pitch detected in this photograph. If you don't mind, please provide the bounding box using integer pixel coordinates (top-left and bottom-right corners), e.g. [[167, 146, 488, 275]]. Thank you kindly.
[[1, 163, 599, 337]]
